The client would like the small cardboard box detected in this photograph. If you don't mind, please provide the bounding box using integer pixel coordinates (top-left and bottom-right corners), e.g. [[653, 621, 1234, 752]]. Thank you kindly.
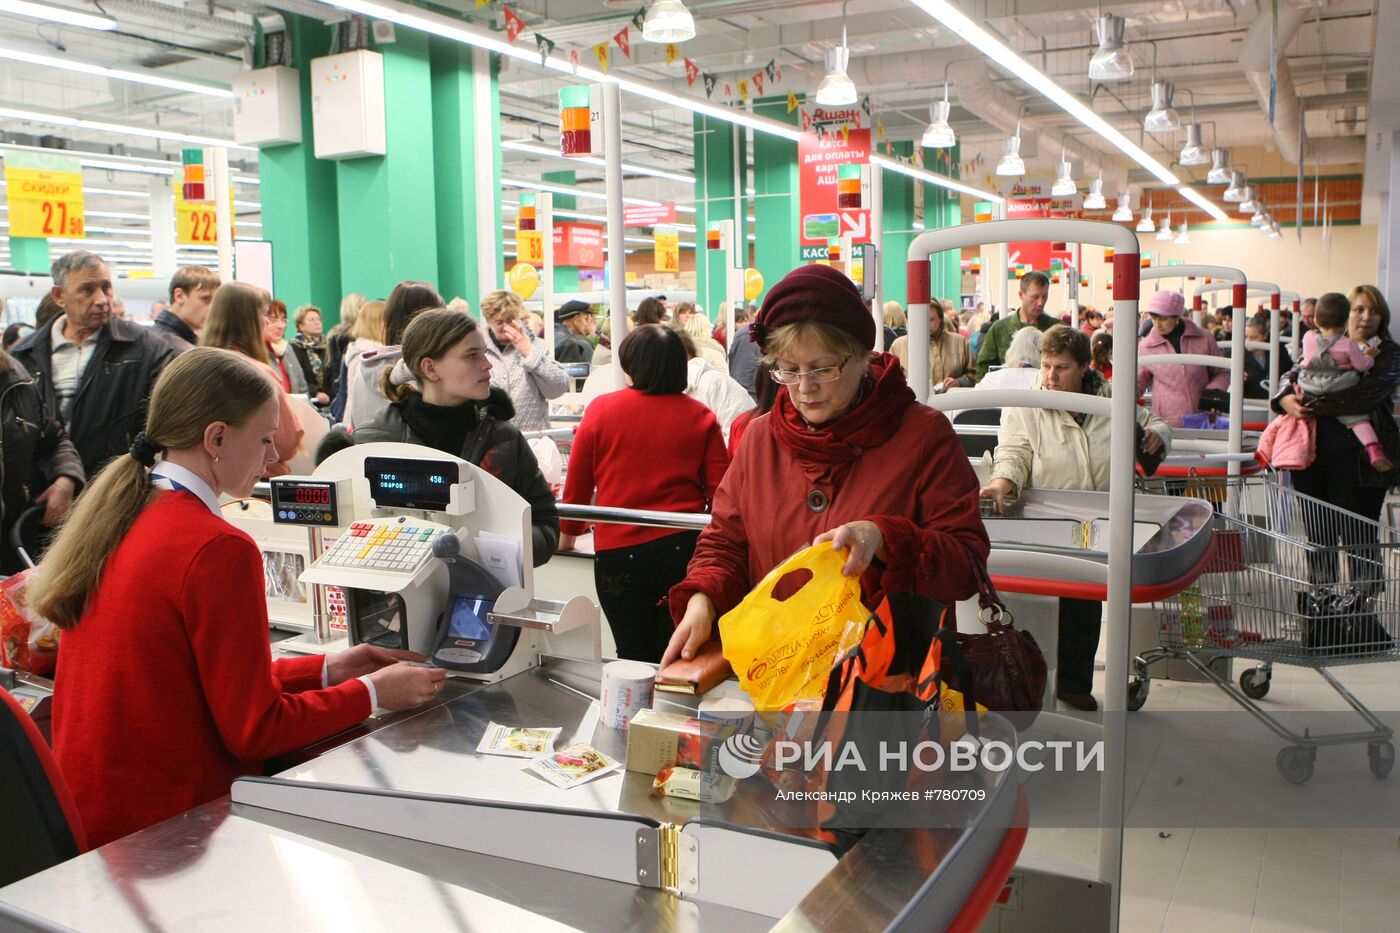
[[625, 709, 734, 775]]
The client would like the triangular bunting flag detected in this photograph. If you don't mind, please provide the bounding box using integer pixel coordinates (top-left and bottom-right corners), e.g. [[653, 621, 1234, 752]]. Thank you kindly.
[[613, 27, 631, 59], [723, 82, 733, 98], [840, 123, 850, 143], [569, 48, 580, 68], [765, 59, 777, 82], [593, 41, 610, 71], [702, 73, 717, 98], [801, 110, 813, 131], [876, 118, 885, 140], [860, 95, 871, 116], [752, 72, 764, 96], [665, 43, 679, 65], [685, 59, 700, 86], [738, 79, 749, 101], [787, 90, 798, 113], [503, 6, 524, 43], [535, 33, 555, 66], [631, 7, 646, 32], [475, 0, 491, 8]]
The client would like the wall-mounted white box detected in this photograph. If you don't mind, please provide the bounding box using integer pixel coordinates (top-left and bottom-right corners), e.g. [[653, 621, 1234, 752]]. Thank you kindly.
[[232, 66, 302, 147], [310, 49, 386, 160]]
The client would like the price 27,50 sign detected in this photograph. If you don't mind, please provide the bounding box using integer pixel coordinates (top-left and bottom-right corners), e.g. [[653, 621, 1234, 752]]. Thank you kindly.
[[3, 151, 86, 240]]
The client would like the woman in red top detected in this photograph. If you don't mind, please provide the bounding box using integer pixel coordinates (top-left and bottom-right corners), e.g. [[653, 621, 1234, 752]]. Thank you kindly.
[[32, 348, 445, 848], [559, 325, 729, 662], [662, 263, 990, 667]]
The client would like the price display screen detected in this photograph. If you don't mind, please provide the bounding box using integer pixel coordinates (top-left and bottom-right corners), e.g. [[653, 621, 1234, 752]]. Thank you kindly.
[[365, 458, 459, 512], [270, 478, 341, 527]]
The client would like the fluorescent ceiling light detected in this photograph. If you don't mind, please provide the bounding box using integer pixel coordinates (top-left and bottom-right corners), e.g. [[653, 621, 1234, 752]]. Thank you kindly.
[[1144, 81, 1181, 133], [0, 0, 114, 31], [1177, 186, 1229, 221], [1179, 124, 1208, 166], [501, 176, 664, 207], [1206, 148, 1231, 184], [0, 46, 235, 98], [996, 134, 1024, 176], [815, 46, 857, 106], [0, 106, 253, 150], [642, 0, 695, 44], [1084, 176, 1106, 210], [501, 140, 695, 184], [1088, 13, 1133, 81], [872, 153, 1003, 202], [921, 97, 955, 149]]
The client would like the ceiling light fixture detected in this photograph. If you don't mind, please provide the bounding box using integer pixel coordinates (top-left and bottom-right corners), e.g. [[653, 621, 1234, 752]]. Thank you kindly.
[[0, 105, 253, 150], [1239, 186, 1258, 213], [641, 0, 695, 44], [0, 0, 114, 31], [816, 49, 856, 105], [1179, 123, 1209, 166], [1088, 12, 1133, 81], [1156, 209, 1173, 240], [1177, 186, 1230, 221], [1051, 152, 1076, 197], [1174, 223, 1189, 245], [0, 45, 234, 98], [1144, 81, 1181, 133], [501, 139, 695, 183], [1084, 174, 1107, 210], [1136, 204, 1156, 233], [996, 127, 1025, 176], [1223, 170, 1247, 202], [1112, 194, 1133, 222], [922, 85, 955, 149], [1206, 148, 1232, 184]]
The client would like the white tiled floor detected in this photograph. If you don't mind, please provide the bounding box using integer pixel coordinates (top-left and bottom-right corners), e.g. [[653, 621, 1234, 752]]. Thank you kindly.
[[1029, 654, 1400, 932]]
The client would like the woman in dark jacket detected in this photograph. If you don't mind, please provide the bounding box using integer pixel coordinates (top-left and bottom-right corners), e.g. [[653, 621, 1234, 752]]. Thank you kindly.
[[317, 309, 559, 565], [1273, 285, 1400, 592]]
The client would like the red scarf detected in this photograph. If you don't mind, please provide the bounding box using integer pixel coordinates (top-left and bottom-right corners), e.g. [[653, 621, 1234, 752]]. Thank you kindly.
[[768, 353, 915, 474]]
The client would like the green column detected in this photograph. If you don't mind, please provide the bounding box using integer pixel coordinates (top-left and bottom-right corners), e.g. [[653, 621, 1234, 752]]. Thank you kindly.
[[257, 15, 342, 321], [9, 237, 50, 276], [542, 170, 579, 293], [431, 42, 501, 308], [692, 113, 744, 316], [881, 142, 917, 307], [924, 144, 963, 304], [335, 30, 439, 301], [751, 98, 799, 304]]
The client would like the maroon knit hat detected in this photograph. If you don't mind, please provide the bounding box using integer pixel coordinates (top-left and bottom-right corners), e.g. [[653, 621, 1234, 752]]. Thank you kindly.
[[750, 263, 876, 352]]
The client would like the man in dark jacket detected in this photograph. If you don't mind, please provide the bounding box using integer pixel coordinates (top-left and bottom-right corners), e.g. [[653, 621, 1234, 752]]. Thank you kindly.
[[0, 353, 85, 572], [11, 251, 175, 478], [553, 300, 596, 365], [150, 265, 219, 354]]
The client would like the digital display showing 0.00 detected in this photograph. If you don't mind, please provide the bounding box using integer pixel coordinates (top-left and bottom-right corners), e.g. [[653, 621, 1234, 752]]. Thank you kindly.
[[269, 478, 341, 527], [295, 486, 331, 505]]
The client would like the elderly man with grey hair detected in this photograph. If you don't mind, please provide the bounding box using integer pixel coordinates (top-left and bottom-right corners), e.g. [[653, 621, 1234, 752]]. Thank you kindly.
[[10, 250, 174, 477]]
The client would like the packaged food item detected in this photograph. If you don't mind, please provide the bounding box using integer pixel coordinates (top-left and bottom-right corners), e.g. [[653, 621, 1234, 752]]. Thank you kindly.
[[625, 709, 734, 775], [476, 722, 561, 758], [600, 660, 655, 729], [0, 569, 58, 676], [651, 766, 737, 804], [527, 742, 622, 789]]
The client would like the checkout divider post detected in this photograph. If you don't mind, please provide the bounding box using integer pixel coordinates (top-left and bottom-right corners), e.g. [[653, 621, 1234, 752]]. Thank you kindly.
[[871, 164, 885, 352], [603, 83, 628, 391], [907, 219, 1140, 933], [539, 193, 556, 361]]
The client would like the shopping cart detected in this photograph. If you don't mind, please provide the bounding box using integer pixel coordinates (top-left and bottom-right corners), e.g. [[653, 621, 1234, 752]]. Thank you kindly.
[[1131, 472, 1399, 784]]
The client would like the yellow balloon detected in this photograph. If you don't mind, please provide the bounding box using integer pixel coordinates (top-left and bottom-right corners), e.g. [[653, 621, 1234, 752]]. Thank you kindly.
[[744, 267, 764, 302], [508, 263, 539, 300]]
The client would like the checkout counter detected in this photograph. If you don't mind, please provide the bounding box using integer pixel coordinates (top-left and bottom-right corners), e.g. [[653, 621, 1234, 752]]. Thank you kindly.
[[0, 443, 1029, 931]]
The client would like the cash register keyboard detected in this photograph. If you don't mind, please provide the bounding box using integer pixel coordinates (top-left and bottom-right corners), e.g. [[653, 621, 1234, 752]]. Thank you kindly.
[[320, 519, 443, 573]]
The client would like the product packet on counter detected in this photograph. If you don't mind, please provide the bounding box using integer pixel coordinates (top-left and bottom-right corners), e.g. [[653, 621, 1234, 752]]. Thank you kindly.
[[476, 722, 562, 758], [527, 743, 621, 789], [651, 766, 737, 804], [626, 709, 734, 775]]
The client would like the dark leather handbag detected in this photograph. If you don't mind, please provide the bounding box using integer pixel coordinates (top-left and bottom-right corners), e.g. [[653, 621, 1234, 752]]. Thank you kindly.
[[1296, 586, 1395, 657], [951, 550, 1048, 726]]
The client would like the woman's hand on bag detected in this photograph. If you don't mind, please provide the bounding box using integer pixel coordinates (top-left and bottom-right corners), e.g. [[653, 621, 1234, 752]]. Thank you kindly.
[[979, 478, 1015, 516], [813, 520, 886, 578], [660, 592, 716, 667], [1141, 428, 1165, 455], [1280, 393, 1313, 420]]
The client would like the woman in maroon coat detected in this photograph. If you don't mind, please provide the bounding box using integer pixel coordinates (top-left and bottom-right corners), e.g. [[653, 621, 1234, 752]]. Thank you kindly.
[[662, 264, 990, 666]]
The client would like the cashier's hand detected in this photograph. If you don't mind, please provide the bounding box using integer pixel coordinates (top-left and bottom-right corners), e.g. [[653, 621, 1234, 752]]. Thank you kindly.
[[661, 592, 716, 668], [979, 478, 1016, 517], [813, 520, 887, 578], [1141, 428, 1165, 455], [35, 476, 77, 526], [365, 662, 449, 710], [1280, 394, 1313, 420], [328, 644, 428, 685], [558, 533, 578, 552]]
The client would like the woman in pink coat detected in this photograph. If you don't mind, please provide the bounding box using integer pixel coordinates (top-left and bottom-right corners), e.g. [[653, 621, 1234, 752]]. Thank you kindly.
[[1136, 290, 1229, 427]]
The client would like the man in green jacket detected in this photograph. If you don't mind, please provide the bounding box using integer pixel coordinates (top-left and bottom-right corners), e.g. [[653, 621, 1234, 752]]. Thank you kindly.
[[975, 270, 1058, 381]]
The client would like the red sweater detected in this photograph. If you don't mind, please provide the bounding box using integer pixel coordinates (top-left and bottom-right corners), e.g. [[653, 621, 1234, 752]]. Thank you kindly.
[[561, 388, 729, 550], [53, 492, 371, 848]]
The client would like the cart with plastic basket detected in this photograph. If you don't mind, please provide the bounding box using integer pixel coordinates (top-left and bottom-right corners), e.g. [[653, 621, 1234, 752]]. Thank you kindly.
[[1129, 472, 1398, 783]]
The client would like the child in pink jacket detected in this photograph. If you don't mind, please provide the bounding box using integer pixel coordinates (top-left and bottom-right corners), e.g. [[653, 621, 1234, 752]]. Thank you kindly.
[[1295, 292, 1391, 471]]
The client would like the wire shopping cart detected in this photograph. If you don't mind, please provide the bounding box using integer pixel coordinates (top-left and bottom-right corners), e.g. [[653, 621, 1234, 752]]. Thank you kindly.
[[1131, 472, 1399, 784]]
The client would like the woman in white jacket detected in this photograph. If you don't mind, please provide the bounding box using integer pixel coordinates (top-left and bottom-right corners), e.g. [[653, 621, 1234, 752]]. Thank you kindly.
[[979, 325, 1171, 713], [675, 330, 754, 444]]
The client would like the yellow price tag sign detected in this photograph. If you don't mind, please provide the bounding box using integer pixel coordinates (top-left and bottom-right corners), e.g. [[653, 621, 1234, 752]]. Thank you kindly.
[[4, 152, 85, 239], [654, 226, 679, 273], [518, 230, 544, 264], [175, 185, 234, 246]]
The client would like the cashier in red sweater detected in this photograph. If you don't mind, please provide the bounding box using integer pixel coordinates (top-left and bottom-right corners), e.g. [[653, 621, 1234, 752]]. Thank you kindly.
[[32, 348, 445, 848], [662, 263, 991, 666]]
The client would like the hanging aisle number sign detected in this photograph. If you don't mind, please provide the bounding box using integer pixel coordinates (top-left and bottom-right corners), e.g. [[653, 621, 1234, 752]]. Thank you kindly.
[[559, 85, 603, 158], [175, 184, 234, 245], [516, 192, 544, 263], [3, 151, 85, 239]]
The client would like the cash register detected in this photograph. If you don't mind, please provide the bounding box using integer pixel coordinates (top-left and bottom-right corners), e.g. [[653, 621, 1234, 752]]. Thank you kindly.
[[273, 443, 600, 684]]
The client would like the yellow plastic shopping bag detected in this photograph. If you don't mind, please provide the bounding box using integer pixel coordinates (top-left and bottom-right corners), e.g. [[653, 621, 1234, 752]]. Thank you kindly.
[[719, 542, 871, 710]]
